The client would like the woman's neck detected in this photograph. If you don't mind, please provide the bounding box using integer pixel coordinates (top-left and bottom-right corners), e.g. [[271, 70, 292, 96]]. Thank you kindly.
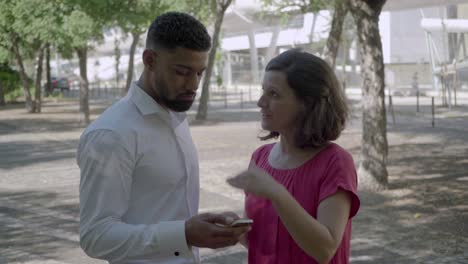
[[279, 133, 317, 155], [279, 134, 299, 155], [278, 134, 327, 157], [269, 136, 327, 170]]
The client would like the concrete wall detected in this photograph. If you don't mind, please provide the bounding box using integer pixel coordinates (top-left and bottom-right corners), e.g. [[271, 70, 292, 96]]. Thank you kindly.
[[389, 7, 447, 64], [386, 62, 433, 90]]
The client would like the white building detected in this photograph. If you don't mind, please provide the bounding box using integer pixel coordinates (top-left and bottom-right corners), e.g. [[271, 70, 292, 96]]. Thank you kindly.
[[59, 0, 468, 95], [219, 0, 468, 93]]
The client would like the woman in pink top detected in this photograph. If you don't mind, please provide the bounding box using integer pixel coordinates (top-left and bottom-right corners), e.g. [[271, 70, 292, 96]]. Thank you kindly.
[[228, 49, 360, 264]]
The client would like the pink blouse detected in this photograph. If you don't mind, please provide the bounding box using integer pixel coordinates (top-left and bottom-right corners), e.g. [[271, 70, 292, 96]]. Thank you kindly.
[[245, 143, 360, 264]]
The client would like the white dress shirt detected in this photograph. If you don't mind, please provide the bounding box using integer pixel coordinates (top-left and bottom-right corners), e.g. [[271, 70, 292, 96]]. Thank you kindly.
[[77, 82, 200, 264]]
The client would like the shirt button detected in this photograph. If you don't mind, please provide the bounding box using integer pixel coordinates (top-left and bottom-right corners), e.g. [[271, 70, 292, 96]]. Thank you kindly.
[[174, 251, 180, 256]]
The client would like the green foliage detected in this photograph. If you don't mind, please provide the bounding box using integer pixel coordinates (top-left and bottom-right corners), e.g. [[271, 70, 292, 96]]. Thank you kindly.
[[260, 0, 327, 14], [0, 47, 9, 63], [114, 0, 174, 34], [10, 0, 60, 43], [0, 63, 21, 96], [45, 89, 64, 99], [0, 63, 28, 102], [63, 9, 98, 48], [216, 74, 223, 87], [179, 0, 216, 25], [0, 0, 75, 78], [5, 87, 23, 102], [0, 0, 66, 53]]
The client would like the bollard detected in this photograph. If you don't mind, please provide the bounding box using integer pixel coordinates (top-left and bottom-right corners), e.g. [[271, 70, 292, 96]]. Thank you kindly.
[[224, 90, 228, 108], [413, 72, 419, 112], [389, 95, 396, 125], [416, 90, 419, 112], [432, 96, 435, 127], [240, 90, 244, 109]]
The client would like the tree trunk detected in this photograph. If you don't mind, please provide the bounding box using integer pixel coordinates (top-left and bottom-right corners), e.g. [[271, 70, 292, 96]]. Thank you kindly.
[[447, 5, 458, 61], [350, 0, 388, 191], [248, 29, 259, 84], [262, 25, 281, 80], [309, 12, 318, 43], [125, 30, 141, 93], [11, 34, 33, 112], [323, 0, 348, 68], [0, 78, 5, 106], [33, 45, 45, 113], [196, 0, 233, 120], [341, 40, 349, 91], [45, 44, 52, 97], [77, 46, 90, 125], [114, 36, 121, 90], [265, 25, 281, 63]]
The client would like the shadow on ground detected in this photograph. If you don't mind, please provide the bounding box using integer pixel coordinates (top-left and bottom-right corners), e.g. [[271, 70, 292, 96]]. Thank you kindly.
[[0, 139, 78, 170], [0, 189, 80, 263], [349, 126, 468, 263], [1, 98, 467, 263]]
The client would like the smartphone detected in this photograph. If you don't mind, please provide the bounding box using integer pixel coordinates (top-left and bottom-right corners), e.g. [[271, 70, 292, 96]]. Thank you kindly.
[[230, 219, 253, 227]]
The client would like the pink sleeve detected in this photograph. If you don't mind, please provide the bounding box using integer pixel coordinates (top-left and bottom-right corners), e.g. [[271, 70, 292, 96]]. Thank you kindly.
[[251, 148, 261, 165], [251, 144, 271, 167], [318, 150, 360, 218]]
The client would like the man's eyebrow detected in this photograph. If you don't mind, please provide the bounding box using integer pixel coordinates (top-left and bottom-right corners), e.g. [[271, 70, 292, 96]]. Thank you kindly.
[[174, 64, 192, 70], [263, 84, 280, 91], [174, 64, 206, 72]]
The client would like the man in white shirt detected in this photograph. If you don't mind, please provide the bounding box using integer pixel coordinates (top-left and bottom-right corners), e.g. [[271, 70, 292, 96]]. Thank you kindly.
[[76, 12, 249, 264]]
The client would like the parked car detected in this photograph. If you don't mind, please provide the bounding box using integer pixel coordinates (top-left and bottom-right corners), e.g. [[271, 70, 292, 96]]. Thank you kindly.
[[51, 77, 70, 91], [44, 77, 70, 96]]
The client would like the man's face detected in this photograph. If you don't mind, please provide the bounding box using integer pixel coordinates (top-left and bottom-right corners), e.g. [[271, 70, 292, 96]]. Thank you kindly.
[[147, 47, 208, 112]]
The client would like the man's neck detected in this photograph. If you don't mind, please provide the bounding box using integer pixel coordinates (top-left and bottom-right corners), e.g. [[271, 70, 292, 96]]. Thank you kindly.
[[137, 75, 166, 109]]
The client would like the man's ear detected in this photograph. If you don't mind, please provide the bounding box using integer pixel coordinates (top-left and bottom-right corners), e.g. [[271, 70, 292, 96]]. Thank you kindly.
[[142, 49, 156, 71]]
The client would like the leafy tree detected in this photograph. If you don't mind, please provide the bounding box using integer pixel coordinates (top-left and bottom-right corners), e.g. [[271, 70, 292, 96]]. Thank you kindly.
[[0, 0, 69, 112], [63, 8, 98, 124], [62, 0, 118, 124], [0, 0, 34, 111], [349, 0, 389, 190], [322, 0, 349, 68], [196, 0, 233, 120], [11, 0, 61, 112]]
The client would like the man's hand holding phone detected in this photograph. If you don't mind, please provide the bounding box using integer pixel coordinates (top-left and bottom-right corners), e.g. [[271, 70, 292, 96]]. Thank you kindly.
[[185, 212, 252, 249], [230, 218, 253, 227]]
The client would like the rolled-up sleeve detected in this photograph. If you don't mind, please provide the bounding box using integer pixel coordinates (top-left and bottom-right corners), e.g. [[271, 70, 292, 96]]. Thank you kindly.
[[76, 129, 192, 262]]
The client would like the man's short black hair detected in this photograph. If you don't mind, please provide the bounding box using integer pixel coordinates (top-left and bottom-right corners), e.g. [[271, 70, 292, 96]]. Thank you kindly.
[[146, 12, 211, 52]]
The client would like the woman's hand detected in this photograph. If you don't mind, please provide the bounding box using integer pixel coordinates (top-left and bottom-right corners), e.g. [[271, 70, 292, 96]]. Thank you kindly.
[[227, 164, 283, 199]]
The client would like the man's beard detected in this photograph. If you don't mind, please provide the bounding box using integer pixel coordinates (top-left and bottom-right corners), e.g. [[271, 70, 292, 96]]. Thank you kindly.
[[162, 97, 194, 112], [156, 78, 195, 112]]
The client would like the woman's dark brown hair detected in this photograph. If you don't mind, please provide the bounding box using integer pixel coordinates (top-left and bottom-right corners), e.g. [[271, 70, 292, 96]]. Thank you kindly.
[[260, 48, 348, 148]]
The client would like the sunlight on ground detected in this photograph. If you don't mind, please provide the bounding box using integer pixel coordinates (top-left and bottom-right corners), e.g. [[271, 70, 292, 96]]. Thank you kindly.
[[383, 188, 413, 197], [404, 174, 445, 180], [350, 255, 376, 262]]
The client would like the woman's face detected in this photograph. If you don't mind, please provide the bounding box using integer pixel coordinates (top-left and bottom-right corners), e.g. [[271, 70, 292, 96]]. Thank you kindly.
[[257, 70, 303, 135]]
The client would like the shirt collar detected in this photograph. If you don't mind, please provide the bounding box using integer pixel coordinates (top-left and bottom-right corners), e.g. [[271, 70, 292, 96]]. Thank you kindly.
[[128, 82, 187, 127]]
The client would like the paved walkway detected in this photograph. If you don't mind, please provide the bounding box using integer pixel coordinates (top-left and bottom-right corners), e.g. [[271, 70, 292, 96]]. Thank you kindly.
[[0, 94, 467, 263]]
